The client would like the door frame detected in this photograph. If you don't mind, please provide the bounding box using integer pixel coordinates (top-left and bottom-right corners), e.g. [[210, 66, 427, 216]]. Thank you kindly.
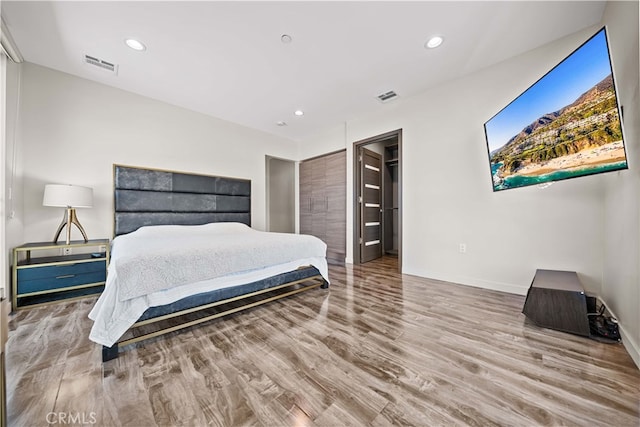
[[352, 129, 402, 271]]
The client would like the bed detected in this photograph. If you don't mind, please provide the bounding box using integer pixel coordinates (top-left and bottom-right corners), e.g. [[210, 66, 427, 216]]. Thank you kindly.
[[89, 165, 329, 362]]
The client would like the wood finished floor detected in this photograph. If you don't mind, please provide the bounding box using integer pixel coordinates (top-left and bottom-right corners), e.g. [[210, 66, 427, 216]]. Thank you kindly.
[[6, 257, 640, 426]]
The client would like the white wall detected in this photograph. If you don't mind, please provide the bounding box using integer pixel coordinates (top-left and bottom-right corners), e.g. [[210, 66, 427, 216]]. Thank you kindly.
[[4, 60, 23, 295], [0, 53, 6, 297], [16, 63, 299, 243], [601, 0, 640, 367], [298, 124, 347, 161]]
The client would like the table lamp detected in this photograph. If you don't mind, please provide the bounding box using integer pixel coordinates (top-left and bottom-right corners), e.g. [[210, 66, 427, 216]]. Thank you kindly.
[[43, 184, 93, 244]]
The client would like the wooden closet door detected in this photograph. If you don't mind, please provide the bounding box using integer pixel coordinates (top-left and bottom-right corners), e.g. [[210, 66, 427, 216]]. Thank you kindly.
[[299, 150, 346, 265]]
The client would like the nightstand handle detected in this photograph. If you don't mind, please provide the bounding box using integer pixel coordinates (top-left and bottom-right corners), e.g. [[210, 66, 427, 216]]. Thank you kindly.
[[56, 274, 75, 279]]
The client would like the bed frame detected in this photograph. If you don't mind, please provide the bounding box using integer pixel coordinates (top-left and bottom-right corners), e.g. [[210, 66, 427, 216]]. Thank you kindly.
[[102, 165, 327, 362]]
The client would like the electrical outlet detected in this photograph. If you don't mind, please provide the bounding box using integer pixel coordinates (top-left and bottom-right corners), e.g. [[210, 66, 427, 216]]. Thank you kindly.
[[459, 243, 466, 254], [62, 247, 72, 256]]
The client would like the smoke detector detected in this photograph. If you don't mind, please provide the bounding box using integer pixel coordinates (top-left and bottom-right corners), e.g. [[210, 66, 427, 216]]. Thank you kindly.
[[83, 54, 118, 74], [376, 90, 398, 103]]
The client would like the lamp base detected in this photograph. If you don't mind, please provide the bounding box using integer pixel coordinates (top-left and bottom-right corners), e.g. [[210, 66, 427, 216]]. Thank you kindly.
[[53, 208, 89, 245]]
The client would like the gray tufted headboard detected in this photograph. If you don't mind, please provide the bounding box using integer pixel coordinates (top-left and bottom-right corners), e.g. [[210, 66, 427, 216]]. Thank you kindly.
[[114, 164, 251, 236]]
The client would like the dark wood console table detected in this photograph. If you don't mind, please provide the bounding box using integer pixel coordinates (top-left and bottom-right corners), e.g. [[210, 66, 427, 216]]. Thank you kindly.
[[522, 269, 590, 336]]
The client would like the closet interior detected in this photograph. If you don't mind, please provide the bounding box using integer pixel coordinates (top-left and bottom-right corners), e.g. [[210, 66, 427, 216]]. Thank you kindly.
[[383, 143, 399, 256]]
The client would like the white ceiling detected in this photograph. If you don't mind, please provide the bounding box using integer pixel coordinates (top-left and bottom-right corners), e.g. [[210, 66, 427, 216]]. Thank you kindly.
[[2, 1, 607, 142]]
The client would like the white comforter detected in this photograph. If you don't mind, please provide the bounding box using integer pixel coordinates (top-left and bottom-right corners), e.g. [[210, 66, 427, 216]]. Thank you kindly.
[[88, 223, 328, 347]]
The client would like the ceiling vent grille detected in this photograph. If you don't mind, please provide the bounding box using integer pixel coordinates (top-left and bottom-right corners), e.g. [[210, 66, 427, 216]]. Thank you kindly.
[[83, 54, 118, 74], [376, 90, 398, 103]]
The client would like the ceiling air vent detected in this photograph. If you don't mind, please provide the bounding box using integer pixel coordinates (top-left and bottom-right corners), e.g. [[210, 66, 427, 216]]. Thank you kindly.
[[83, 54, 118, 74], [376, 90, 398, 103]]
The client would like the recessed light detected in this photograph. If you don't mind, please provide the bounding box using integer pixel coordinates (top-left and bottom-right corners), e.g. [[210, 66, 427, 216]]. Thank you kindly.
[[425, 35, 444, 49], [294, 110, 304, 116], [281, 34, 293, 44], [276, 121, 287, 126], [125, 38, 146, 51]]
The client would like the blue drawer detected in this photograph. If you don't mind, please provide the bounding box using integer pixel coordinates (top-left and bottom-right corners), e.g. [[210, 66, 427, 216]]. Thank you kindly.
[[17, 270, 106, 294], [17, 260, 105, 281]]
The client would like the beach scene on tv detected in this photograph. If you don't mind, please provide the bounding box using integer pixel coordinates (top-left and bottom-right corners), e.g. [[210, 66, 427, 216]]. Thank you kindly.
[[484, 28, 627, 192]]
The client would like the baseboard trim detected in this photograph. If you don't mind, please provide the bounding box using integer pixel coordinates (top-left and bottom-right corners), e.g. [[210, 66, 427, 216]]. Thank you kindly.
[[404, 268, 529, 296], [619, 325, 640, 369], [598, 296, 640, 370]]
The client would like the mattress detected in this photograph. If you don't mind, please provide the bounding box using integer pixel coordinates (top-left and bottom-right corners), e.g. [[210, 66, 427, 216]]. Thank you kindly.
[[88, 223, 329, 347]]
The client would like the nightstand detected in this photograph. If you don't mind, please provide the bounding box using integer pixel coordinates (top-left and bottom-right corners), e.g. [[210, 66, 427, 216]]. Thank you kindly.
[[12, 239, 109, 310]]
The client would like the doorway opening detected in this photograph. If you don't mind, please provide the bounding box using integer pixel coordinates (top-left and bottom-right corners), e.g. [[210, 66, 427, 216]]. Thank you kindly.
[[266, 156, 295, 233], [353, 129, 402, 271]]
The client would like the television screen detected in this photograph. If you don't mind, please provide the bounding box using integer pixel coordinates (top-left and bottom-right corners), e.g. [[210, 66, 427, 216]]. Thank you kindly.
[[484, 27, 628, 192]]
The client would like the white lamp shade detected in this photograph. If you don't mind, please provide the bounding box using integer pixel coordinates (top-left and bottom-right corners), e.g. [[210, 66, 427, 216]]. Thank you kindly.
[[43, 184, 93, 208]]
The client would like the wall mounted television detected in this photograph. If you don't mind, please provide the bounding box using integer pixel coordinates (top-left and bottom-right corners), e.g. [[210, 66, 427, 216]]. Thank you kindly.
[[484, 27, 628, 192]]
